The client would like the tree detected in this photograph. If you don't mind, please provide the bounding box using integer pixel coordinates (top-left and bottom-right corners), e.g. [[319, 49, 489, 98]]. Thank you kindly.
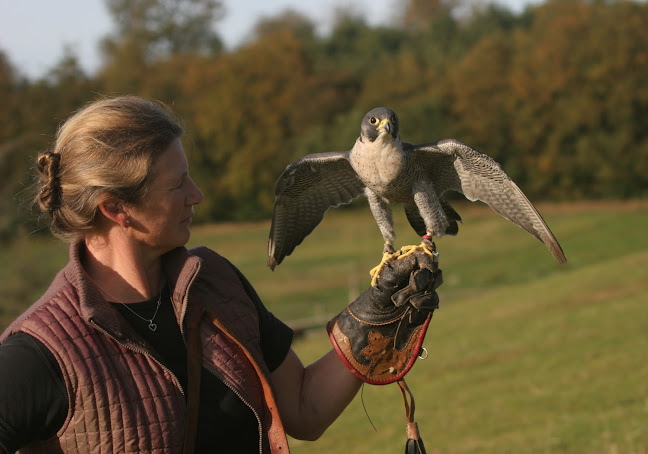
[[400, 0, 457, 30], [182, 32, 317, 220], [104, 0, 223, 58], [0, 51, 19, 142], [509, 0, 648, 198], [448, 32, 516, 166], [100, 0, 224, 93], [250, 9, 315, 45], [182, 26, 360, 221]]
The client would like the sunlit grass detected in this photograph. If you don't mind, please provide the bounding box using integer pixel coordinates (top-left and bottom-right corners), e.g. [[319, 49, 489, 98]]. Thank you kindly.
[[1, 200, 647, 452]]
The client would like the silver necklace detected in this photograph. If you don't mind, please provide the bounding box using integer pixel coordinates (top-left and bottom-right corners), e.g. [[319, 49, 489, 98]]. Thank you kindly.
[[95, 281, 163, 332], [119, 294, 162, 332]]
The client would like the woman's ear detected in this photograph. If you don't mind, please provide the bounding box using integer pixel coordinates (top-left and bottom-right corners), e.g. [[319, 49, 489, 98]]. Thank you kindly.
[[98, 196, 131, 228]]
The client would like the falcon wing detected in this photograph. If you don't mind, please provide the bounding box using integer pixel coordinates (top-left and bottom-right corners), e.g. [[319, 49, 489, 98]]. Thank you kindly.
[[410, 139, 566, 263], [268, 151, 365, 269]]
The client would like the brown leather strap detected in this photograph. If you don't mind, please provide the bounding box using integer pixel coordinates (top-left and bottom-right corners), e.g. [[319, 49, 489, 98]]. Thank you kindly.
[[398, 378, 427, 454], [398, 378, 416, 425], [183, 303, 205, 454], [206, 309, 290, 454]]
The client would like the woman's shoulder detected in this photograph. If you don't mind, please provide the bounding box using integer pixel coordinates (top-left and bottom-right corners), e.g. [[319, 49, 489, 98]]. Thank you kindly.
[[0, 268, 76, 343], [188, 246, 241, 276], [189, 245, 225, 261]]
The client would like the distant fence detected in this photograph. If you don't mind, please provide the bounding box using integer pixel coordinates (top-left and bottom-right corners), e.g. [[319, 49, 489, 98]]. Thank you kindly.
[[287, 313, 336, 339]]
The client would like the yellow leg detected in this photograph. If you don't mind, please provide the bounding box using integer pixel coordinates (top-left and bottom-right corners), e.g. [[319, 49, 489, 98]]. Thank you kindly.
[[369, 246, 397, 287], [398, 243, 435, 260], [398, 236, 439, 264]]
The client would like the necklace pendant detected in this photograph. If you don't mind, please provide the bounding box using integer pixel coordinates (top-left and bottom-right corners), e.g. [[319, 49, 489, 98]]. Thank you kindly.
[[148, 321, 157, 332]]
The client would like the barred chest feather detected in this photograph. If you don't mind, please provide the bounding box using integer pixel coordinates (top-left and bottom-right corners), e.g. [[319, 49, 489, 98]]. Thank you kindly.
[[349, 137, 409, 196]]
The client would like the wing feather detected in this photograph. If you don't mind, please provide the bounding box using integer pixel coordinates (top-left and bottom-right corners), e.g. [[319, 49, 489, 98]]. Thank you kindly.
[[268, 151, 365, 269], [411, 139, 566, 263]]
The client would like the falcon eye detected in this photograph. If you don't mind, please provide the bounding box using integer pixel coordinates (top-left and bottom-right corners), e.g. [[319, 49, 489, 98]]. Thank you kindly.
[[370, 117, 378, 125]]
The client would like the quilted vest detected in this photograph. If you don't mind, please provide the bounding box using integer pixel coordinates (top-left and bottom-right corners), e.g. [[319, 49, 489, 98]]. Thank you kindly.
[[0, 243, 289, 454]]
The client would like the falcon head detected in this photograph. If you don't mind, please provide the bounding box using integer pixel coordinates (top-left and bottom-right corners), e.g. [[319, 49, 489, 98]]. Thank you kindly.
[[361, 107, 399, 143]]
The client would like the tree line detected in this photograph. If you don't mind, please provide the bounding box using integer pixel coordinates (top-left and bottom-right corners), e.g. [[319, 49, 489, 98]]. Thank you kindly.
[[1, 0, 647, 242]]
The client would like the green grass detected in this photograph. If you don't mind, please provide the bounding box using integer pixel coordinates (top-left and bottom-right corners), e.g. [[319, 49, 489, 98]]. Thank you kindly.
[[2, 200, 647, 453], [0, 235, 69, 326]]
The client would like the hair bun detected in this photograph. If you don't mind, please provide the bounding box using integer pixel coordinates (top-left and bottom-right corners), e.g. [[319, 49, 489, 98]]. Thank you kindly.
[[36, 150, 62, 213]]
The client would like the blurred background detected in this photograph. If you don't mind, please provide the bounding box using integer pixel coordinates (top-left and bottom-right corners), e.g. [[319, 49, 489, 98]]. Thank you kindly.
[[2, 0, 647, 239], [1, 0, 647, 452]]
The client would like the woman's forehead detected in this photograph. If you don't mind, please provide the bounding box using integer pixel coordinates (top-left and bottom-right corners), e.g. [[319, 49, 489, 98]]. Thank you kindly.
[[157, 139, 187, 170]]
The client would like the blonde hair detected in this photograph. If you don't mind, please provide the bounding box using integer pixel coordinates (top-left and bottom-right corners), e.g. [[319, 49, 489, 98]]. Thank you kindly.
[[35, 95, 183, 242]]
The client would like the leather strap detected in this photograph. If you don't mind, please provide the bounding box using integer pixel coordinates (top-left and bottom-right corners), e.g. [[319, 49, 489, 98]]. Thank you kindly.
[[398, 378, 427, 454], [206, 309, 290, 454]]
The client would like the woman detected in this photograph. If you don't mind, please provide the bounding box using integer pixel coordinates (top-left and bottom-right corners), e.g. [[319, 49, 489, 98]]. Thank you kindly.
[[0, 96, 440, 453]]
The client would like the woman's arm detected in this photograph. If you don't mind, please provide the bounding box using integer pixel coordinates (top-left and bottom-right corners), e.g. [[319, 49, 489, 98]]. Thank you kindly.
[[270, 347, 362, 440]]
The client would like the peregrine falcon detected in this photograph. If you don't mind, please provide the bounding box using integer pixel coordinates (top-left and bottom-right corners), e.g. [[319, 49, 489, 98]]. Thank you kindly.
[[268, 107, 566, 273]]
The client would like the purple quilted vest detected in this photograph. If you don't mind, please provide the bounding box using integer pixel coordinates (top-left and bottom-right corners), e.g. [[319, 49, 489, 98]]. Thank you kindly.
[[0, 243, 289, 454]]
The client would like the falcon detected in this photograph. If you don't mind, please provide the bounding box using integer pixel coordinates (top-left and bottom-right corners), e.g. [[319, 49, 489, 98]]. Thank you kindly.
[[268, 107, 566, 276]]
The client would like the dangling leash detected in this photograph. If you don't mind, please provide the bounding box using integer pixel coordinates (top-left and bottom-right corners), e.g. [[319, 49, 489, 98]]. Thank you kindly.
[[398, 378, 427, 454]]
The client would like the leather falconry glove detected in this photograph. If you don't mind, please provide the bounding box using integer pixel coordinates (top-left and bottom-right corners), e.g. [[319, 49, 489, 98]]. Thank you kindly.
[[327, 246, 442, 385], [327, 245, 442, 454]]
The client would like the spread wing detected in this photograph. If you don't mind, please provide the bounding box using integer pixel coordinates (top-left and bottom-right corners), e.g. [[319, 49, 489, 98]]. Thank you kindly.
[[409, 139, 566, 263], [268, 151, 365, 269]]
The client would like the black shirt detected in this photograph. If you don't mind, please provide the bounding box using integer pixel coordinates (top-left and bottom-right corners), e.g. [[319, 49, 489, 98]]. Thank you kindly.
[[0, 266, 293, 454]]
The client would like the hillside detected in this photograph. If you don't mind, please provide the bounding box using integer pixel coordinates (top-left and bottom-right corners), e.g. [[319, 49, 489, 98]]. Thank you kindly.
[[1, 200, 646, 452]]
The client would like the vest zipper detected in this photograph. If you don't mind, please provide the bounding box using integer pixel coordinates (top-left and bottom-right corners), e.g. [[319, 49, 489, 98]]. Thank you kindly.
[[89, 320, 186, 398], [202, 363, 265, 454], [176, 255, 202, 344], [167, 257, 265, 452], [94, 320, 266, 454], [169, 256, 267, 453]]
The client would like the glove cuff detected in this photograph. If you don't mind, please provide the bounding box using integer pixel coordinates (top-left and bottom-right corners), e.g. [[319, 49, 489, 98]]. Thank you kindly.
[[327, 309, 432, 385]]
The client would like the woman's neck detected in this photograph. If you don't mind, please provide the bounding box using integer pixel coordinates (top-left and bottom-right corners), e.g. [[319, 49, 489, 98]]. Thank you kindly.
[[83, 235, 163, 303]]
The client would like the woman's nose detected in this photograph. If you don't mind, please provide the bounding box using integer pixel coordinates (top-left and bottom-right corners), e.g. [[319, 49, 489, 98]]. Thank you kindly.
[[188, 178, 204, 205]]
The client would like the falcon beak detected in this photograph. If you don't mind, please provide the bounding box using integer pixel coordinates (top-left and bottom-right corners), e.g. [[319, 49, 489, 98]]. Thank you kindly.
[[378, 118, 395, 138]]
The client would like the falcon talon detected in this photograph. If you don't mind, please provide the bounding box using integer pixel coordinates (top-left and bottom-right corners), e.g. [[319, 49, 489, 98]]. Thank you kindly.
[[397, 244, 436, 261], [369, 251, 399, 287]]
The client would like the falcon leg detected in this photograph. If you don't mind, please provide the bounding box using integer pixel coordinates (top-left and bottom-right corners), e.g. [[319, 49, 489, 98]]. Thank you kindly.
[[366, 190, 399, 287], [369, 242, 398, 287], [397, 184, 444, 264]]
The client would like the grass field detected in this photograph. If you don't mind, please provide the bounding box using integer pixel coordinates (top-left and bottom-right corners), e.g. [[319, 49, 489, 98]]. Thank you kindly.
[[1, 200, 647, 453]]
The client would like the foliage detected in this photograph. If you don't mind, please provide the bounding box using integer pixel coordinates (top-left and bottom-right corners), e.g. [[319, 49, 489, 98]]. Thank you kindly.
[[1, 0, 648, 243], [103, 0, 224, 59]]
